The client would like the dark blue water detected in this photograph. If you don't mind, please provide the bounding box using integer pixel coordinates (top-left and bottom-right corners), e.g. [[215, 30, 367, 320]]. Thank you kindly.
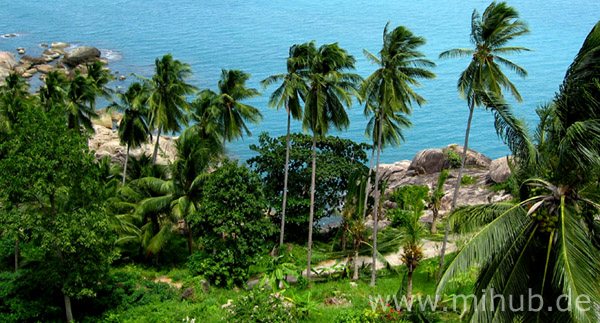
[[2, 1, 599, 163]]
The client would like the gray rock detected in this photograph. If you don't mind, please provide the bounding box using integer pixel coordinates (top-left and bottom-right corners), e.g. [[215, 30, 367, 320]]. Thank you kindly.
[[409, 148, 447, 174], [63, 46, 101, 67], [20, 55, 46, 66], [51, 42, 69, 49], [488, 157, 512, 183]]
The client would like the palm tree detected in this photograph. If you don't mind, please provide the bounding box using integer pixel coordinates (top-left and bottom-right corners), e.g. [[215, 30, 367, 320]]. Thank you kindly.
[[397, 196, 427, 307], [428, 169, 449, 234], [66, 71, 98, 131], [301, 41, 361, 280], [111, 82, 152, 185], [122, 127, 223, 254], [261, 45, 308, 249], [0, 73, 31, 132], [361, 24, 435, 286], [215, 69, 262, 143], [86, 61, 114, 109], [437, 22, 600, 320], [438, 1, 530, 277], [39, 71, 69, 112], [147, 54, 196, 163]]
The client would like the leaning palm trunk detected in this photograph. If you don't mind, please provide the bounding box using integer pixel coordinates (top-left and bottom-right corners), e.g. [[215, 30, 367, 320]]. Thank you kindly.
[[437, 100, 474, 280], [122, 144, 130, 185], [430, 207, 439, 234], [370, 116, 384, 286], [306, 134, 317, 281], [152, 128, 162, 164], [279, 108, 292, 249]]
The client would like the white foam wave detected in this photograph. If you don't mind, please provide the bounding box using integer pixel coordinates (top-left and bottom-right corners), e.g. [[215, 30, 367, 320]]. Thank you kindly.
[[101, 49, 122, 61]]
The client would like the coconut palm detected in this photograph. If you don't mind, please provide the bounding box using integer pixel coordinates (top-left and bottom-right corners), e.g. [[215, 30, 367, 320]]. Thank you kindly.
[[361, 24, 436, 285], [0, 73, 31, 132], [111, 82, 152, 185], [214, 69, 262, 143], [261, 45, 308, 248], [437, 22, 600, 321], [147, 54, 196, 163], [397, 197, 427, 307], [301, 41, 361, 280], [428, 169, 449, 234], [66, 71, 98, 131], [86, 61, 114, 109], [39, 71, 69, 112], [131, 127, 223, 255], [438, 1, 530, 277]]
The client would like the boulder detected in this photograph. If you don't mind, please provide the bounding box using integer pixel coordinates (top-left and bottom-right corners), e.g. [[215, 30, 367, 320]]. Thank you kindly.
[[20, 55, 46, 66], [36, 64, 54, 74], [51, 42, 69, 49], [445, 144, 492, 169], [408, 148, 446, 174], [16, 47, 26, 55], [488, 156, 512, 183], [0, 51, 18, 70], [63, 46, 101, 67]]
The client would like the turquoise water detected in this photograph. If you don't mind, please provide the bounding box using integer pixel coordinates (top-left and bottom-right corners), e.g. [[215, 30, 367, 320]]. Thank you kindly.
[[2, 1, 599, 163]]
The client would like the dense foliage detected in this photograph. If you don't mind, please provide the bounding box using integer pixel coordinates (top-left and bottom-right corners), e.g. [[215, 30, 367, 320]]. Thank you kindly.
[[189, 160, 275, 287], [249, 132, 370, 240]]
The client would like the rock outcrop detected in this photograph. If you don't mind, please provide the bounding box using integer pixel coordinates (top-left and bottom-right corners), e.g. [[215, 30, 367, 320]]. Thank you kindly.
[[63, 46, 101, 67], [89, 114, 177, 165], [0, 51, 18, 85], [407, 144, 492, 175], [379, 145, 511, 218]]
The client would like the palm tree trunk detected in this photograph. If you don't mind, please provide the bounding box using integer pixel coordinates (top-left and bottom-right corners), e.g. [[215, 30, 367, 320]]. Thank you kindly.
[[152, 128, 162, 164], [186, 221, 194, 255], [370, 116, 384, 286], [14, 238, 19, 272], [122, 144, 130, 185], [64, 293, 74, 322], [437, 101, 475, 281], [306, 134, 317, 281], [280, 109, 292, 249], [407, 265, 414, 307], [430, 208, 438, 234], [361, 147, 376, 222], [352, 242, 360, 281]]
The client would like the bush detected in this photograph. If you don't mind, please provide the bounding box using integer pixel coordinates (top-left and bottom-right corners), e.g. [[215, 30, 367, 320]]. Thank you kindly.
[[225, 288, 297, 323], [190, 160, 275, 287], [446, 150, 462, 169], [460, 175, 477, 186]]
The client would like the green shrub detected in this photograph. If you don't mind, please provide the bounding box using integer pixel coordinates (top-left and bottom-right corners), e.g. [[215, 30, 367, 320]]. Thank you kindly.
[[189, 160, 275, 287], [460, 175, 477, 186], [389, 185, 429, 211], [446, 150, 462, 169], [225, 288, 297, 323]]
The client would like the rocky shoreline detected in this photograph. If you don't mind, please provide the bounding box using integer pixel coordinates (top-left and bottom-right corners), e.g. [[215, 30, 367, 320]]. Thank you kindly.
[[0, 41, 126, 86]]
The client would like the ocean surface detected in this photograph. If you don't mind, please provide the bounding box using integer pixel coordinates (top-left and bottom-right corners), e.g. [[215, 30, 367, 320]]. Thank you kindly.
[[2, 1, 599, 163]]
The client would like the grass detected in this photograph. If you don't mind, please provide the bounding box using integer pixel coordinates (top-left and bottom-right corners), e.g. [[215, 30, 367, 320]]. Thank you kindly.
[[99, 248, 467, 322]]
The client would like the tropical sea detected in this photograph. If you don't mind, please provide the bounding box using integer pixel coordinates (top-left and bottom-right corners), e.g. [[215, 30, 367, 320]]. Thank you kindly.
[[1, 0, 599, 163]]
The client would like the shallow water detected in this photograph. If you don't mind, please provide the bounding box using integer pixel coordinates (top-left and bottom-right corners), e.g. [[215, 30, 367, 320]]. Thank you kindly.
[[2, 0, 599, 163]]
